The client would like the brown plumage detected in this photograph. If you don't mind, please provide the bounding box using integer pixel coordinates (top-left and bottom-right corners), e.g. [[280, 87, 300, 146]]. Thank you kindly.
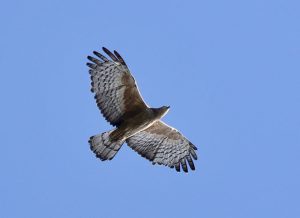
[[87, 47, 197, 172]]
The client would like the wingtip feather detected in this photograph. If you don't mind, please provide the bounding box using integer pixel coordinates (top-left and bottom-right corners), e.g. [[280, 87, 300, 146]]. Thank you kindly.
[[102, 47, 118, 62]]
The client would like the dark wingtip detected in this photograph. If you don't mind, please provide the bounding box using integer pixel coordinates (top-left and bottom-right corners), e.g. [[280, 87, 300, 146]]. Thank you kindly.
[[93, 50, 109, 62], [186, 156, 195, 171], [190, 149, 198, 160], [113, 50, 120, 57], [102, 47, 109, 52], [102, 47, 118, 62], [181, 159, 188, 173], [87, 56, 93, 62], [86, 62, 96, 69], [113, 50, 127, 66], [190, 142, 197, 150], [88, 138, 93, 150]]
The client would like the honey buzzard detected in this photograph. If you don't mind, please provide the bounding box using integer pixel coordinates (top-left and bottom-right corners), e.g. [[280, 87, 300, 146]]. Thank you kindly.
[[87, 47, 197, 172]]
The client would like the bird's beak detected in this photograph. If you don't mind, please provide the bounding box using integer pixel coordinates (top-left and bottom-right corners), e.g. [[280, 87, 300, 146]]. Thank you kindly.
[[167, 106, 170, 109]]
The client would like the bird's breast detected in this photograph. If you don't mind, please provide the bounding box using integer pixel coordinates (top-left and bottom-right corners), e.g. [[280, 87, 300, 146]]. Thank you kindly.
[[116, 110, 158, 140]]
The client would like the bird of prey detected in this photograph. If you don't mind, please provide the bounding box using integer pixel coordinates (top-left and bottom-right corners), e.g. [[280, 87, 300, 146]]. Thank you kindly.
[[87, 47, 198, 172]]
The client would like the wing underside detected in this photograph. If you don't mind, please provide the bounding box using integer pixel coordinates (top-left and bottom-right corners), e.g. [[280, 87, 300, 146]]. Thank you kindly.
[[126, 121, 197, 172], [87, 47, 148, 127]]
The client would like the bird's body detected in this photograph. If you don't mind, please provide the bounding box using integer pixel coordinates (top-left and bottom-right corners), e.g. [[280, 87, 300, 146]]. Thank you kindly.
[[110, 107, 169, 141], [87, 47, 198, 172]]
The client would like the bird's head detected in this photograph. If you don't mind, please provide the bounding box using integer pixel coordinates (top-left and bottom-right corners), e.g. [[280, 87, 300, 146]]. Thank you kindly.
[[155, 105, 170, 118]]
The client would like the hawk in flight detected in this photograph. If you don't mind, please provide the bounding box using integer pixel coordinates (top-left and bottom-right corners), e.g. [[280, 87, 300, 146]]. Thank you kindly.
[[87, 47, 198, 172]]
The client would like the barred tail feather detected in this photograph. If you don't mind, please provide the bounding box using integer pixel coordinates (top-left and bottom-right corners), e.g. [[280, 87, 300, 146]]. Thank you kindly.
[[89, 131, 124, 161]]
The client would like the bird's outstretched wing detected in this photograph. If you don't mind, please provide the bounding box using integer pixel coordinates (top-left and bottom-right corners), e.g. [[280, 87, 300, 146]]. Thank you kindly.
[[126, 121, 198, 172], [87, 47, 148, 127]]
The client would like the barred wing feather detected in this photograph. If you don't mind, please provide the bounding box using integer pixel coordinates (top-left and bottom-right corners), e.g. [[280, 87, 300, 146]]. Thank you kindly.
[[87, 47, 148, 127], [126, 121, 197, 172]]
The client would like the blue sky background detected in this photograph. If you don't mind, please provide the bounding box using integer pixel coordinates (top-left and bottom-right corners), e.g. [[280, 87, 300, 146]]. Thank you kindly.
[[1, 0, 300, 217]]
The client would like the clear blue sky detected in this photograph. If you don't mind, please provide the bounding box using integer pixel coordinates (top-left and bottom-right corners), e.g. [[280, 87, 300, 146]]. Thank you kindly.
[[1, 0, 299, 217]]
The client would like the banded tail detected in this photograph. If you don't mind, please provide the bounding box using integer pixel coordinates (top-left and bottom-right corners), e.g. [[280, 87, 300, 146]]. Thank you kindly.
[[89, 131, 124, 161]]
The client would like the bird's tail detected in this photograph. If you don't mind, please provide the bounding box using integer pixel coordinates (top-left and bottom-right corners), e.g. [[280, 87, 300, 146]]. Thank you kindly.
[[89, 130, 124, 161]]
